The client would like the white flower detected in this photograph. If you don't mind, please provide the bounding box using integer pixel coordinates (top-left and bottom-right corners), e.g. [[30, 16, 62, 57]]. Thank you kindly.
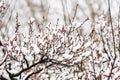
[[31, 43, 40, 54]]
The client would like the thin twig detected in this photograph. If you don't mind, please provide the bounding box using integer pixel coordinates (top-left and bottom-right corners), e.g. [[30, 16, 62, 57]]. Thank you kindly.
[[68, 18, 89, 36], [107, 0, 117, 80], [73, 4, 78, 22], [61, 0, 67, 25], [118, 6, 120, 54], [91, 52, 97, 80], [100, 27, 111, 61]]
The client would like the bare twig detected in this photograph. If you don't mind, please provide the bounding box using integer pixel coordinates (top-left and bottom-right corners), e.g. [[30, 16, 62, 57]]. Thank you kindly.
[[73, 4, 78, 22], [67, 18, 89, 36], [107, 0, 117, 80], [15, 13, 20, 33], [91, 52, 97, 80], [118, 6, 120, 54], [100, 27, 111, 61], [61, 0, 67, 25]]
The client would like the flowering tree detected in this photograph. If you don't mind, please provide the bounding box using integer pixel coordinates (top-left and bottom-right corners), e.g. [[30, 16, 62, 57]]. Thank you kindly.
[[0, 14, 120, 80], [0, 0, 120, 80]]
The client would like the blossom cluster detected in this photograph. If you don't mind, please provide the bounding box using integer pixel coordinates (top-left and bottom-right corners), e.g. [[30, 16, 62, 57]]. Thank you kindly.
[[0, 15, 120, 80]]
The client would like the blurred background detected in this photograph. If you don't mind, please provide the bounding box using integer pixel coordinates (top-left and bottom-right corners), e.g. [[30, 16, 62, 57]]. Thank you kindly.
[[0, 0, 120, 41]]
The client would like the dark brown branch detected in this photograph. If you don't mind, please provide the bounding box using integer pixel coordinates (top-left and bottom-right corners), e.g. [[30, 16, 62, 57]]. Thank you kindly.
[[23, 54, 29, 67], [6, 55, 48, 77], [25, 68, 43, 80], [24, 63, 53, 80], [0, 75, 8, 80]]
